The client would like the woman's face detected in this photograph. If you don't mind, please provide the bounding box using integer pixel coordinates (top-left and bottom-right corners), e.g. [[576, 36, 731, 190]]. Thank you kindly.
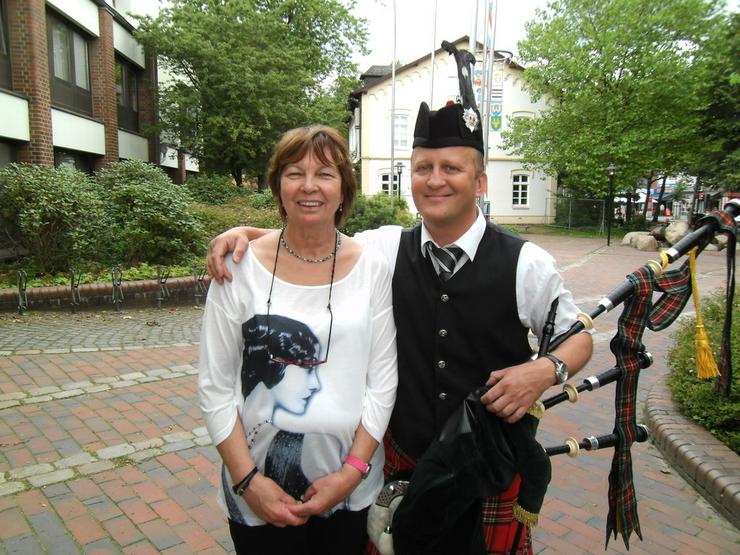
[[280, 151, 343, 227], [270, 364, 321, 415]]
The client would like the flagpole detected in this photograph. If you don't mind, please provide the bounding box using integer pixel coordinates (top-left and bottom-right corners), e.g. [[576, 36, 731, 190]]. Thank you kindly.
[[483, 0, 498, 168], [389, 0, 396, 209], [430, 0, 438, 106], [468, 0, 479, 55]]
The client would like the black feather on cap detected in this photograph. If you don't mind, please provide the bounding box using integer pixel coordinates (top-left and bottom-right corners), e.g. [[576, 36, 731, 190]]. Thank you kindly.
[[412, 41, 484, 154]]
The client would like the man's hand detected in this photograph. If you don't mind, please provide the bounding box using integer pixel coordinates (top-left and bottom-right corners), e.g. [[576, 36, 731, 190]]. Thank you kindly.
[[480, 358, 555, 423], [288, 467, 361, 518], [206, 226, 251, 284], [242, 473, 308, 527]]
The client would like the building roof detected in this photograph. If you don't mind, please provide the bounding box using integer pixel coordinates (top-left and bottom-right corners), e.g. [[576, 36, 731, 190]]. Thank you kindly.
[[352, 35, 523, 96]]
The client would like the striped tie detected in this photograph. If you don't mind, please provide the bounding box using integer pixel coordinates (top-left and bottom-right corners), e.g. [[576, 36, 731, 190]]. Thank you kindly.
[[427, 243, 464, 281]]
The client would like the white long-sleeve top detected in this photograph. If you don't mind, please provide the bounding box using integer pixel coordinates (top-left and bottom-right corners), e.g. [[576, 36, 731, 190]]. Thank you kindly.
[[199, 245, 398, 525], [354, 211, 585, 341]]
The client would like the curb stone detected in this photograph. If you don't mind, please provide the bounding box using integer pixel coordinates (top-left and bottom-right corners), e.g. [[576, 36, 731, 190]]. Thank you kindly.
[[645, 379, 740, 530]]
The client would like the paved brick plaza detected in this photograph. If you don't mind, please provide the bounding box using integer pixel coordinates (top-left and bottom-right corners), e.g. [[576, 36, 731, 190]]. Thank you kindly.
[[0, 235, 738, 554]]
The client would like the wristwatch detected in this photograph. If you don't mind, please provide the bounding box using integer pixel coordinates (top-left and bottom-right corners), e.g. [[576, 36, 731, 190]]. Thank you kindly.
[[544, 354, 568, 385], [344, 455, 372, 480]]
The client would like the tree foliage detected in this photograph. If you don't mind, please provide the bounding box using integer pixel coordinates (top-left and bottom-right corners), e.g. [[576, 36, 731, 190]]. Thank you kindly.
[[134, 0, 366, 185], [503, 0, 726, 199], [691, 12, 740, 190]]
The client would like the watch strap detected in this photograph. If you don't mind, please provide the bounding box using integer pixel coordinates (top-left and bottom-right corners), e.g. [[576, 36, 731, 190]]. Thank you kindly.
[[543, 353, 568, 384]]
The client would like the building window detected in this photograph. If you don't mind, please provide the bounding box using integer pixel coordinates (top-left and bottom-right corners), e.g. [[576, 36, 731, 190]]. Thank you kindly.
[[381, 173, 399, 195], [54, 148, 94, 174], [0, 0, 10, 89], [512, 174, 529, 207], [393, 114, 408, 149], [0, 140, 17, 167], [116, 57, 139, 132], [47, 12, 92, 115]]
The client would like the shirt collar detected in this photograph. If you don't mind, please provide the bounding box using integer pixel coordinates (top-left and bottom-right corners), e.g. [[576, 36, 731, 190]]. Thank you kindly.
[[420, 209, 486, 261]]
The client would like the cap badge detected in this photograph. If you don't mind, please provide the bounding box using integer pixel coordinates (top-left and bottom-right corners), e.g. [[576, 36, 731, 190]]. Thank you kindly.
[[462, 107, 479, 133]]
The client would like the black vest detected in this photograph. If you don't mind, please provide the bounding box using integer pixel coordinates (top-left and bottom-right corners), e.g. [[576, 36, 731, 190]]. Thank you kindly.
[[390, 223, 533, 458]]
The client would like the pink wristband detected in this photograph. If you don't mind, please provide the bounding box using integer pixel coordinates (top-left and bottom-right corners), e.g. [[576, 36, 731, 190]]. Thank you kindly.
[[344, 455, 371, 478]]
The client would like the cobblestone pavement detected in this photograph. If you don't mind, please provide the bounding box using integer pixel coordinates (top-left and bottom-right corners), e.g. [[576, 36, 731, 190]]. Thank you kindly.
[[0, 236, 738, 554]]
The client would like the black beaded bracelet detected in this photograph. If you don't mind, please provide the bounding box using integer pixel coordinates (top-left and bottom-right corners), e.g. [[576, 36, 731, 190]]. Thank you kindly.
[[231, 467, 259, 496]]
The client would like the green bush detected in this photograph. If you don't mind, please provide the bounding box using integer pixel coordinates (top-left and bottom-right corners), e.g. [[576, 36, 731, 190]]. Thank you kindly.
[[343, 193, 416, 236], [245, 190, 277, 210], [622, 214, 648, 232], [0, 164, 107, 273], [191, 197, 282, 240], [668, 292, 739, 453], [184, 173, 243, 204], [96, 160, 204, 265]]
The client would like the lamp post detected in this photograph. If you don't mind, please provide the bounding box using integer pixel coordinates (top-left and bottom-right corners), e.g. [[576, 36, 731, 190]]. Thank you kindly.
[[395, 161, 403, 200], [606, 163, 617, 246]]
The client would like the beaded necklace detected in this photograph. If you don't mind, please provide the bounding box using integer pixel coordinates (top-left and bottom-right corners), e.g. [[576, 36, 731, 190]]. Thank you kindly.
[[280, 227, 341, 263]]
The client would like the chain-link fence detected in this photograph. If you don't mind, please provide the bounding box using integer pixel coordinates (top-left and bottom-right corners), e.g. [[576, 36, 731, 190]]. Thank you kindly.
[[549, 197, 606, 231]]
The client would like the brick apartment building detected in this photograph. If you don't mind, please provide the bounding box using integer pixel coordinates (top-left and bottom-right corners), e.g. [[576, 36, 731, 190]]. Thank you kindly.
[[0, 0, 196, 182]]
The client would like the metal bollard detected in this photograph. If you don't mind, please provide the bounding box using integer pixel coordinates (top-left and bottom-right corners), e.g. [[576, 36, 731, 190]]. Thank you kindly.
[[17, 270, 28, 314], [69, 267, 82, 312], [111, 265, 124, 312], [192, 265, 207, 305], [156, 266, 170, 308]]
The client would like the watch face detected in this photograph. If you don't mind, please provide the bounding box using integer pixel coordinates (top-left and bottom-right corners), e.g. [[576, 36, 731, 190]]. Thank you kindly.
[[555, 362, 568, 383]]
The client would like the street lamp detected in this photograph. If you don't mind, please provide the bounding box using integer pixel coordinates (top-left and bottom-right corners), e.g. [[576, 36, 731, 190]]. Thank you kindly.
[[606, 163, 617, 246], [395, 162, 403, 200]]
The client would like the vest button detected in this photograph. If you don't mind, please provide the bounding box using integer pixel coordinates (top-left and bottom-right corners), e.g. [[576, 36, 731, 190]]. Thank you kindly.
[[438, 329, 447, 337], [441, 294, 449, 302], [438, 392, 448, 400], [437, 360, 446, 369]]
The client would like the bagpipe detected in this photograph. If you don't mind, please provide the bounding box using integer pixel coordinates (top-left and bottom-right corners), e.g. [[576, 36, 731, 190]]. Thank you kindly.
[[370, 199, 737, 555], [538, 198, 737, 549]]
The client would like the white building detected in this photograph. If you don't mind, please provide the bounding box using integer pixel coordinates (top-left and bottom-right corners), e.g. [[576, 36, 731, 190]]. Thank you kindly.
[[349, 37, 557, 224]]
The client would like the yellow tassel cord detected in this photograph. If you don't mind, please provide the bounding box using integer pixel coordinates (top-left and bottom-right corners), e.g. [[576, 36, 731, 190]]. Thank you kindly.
[[513, 503, 539, 527], [689, 248, 720, 379]]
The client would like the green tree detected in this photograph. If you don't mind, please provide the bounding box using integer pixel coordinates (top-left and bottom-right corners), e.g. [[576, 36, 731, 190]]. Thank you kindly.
[[135, 0, 366, 186], [691, 12, 739, 192], [503, 0, 724, 203]]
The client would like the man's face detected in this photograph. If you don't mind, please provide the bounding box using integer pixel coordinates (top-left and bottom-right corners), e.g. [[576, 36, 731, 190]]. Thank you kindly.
[[410, 146, 485, 238]]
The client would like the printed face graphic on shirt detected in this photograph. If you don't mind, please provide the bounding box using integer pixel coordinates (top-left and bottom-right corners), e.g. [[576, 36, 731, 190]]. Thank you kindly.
[[270, 363, 321, 415], [240, 313, 326, 418]]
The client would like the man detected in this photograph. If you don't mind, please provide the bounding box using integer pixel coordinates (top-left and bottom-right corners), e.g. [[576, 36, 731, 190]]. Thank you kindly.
[[207, 99, 592, 553]]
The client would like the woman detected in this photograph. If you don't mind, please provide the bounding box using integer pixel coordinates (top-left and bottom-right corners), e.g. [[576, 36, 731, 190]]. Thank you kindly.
[[199, 126, 398, 555]]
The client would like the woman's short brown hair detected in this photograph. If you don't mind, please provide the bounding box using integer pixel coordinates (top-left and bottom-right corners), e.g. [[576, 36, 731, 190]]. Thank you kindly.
[[267, 125, 356, 226]]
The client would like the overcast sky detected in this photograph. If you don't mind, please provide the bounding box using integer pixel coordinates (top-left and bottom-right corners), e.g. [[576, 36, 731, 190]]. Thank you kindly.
[[351, 0, 740, 71], [351, 0, 547, 70]]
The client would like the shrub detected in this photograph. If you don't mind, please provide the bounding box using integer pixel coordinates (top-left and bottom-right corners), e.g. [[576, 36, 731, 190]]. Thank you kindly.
[[191, 197, 282, 240], [245, 190, 277, 210], [0, 164, 107, 272], [184, 173, 243, 204], [667, 292, 739, 453], [343, 193, 416, 236], [95, 160, 204, 265]]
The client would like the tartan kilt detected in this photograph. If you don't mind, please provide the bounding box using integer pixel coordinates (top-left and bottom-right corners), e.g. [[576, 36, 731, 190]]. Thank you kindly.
[[365, 432, 533, 555]]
